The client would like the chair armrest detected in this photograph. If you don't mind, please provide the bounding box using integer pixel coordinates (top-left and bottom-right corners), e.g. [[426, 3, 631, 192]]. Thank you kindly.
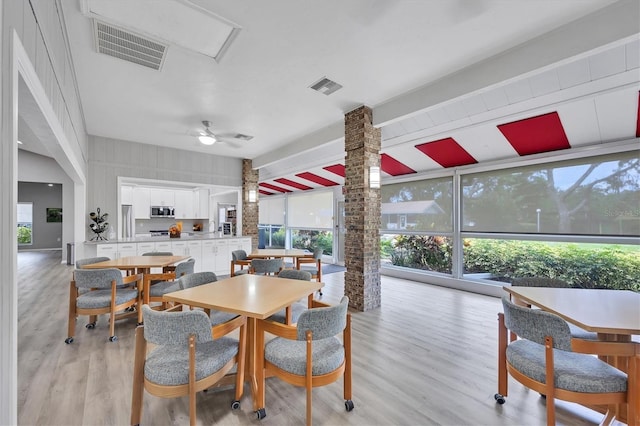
[[144, 272, 176, 283], [572, 339, 640, 357], [212, 315, 246, 339], [258, 318, 298, 340], [122, 273, 144, 287], [310, 299, 331, 308]]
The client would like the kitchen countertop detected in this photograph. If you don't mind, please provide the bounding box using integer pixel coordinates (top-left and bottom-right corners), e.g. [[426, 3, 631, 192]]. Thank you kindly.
[[84, 233, 249, 244]]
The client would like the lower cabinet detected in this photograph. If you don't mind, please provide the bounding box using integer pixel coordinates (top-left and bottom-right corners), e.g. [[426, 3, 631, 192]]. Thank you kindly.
[[96, 243, 117, 259], [187, 241, 202, 273], [117, 243, 137, 259], [201, 240, 217, 274]]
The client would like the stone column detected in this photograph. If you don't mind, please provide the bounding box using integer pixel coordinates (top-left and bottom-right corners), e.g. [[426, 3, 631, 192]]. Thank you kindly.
[[344, 106, 381, 311], [242, 159, 259, 251]]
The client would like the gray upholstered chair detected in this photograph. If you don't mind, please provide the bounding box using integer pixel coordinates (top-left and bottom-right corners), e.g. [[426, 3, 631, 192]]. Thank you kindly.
[[250, 258, 283, 275], [142, 251, 175, 273], [230, 249, 251, 276], [256, 296, 354, 424], [130, 305, 246, 426], [297, 247, 323, 295], [496, 297, 635, 426], [65, 268, 142, 343], [75, 256, 110, 268], [266, 269, 312, 324], [143, 258, 195, 308], [178, 272, 238, 326], [510, 277, 597, 341]]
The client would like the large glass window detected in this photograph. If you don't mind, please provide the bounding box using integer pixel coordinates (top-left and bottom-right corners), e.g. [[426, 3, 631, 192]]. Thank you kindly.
[[381, 177, 453, 232], [461, 151, 640, 236], [17, 202, 33, 245], [259, 197, 285, 248], [381, 177, 454, 274]]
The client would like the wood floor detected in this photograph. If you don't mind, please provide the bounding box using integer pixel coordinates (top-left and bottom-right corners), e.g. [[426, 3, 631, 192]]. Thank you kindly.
[[17, 250, 610, 426]]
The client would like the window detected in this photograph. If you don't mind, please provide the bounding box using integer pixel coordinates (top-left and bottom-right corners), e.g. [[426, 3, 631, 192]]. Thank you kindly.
[[461, 151, 640, 236], [288, 191, 333, 229], [259, 196, 285, 248], [17, 202, 33, 245]]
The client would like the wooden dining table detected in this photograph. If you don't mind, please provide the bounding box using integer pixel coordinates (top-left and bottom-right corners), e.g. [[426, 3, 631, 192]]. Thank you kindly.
[[248, 248, 314, 269], [162, 274, 323, 414], [79, 255, 191, 275], [503, 286, 640, 423]]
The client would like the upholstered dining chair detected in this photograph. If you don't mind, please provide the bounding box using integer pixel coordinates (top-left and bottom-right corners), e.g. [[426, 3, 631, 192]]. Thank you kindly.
[[250, 258, 283, 275], [130, 305, 246, 426], [297, 247, 323, 296], [510, 277, 597, 342], [65, 268, 143, 343], [75, 256, 110, 268], [496, 296, 637, 426], [143, 258, 195, 309], [179, 272, 238, 326], [266, 269, 312, 324], [230, 249, 251, 276], [256, 296, 354, 425], [142, 251, 175, 273]]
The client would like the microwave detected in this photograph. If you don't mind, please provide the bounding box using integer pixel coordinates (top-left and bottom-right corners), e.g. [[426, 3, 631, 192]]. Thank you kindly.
[[150, 206, 174, 217]]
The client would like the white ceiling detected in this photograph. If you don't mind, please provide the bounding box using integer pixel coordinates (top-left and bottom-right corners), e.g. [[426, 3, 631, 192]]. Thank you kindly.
[[35, 1, 639, 188]]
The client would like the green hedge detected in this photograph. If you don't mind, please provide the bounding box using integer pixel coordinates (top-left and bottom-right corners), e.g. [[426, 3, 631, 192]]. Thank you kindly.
[[386, 237, 639, 291]]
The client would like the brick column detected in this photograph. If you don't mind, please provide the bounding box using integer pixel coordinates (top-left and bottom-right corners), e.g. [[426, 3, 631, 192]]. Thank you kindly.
[[344, 106, 381, 311], [242, 159, 259, 251]]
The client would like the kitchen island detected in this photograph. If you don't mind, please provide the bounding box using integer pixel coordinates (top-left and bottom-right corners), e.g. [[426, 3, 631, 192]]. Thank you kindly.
[[84, 234, 251, 276]]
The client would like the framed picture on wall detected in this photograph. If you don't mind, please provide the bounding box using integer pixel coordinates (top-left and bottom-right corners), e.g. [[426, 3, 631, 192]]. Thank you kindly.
[[46, 208, 62, 223]]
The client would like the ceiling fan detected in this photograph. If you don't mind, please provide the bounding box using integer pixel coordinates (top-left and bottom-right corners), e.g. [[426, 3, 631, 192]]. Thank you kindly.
[[195, 120, 246, 148]]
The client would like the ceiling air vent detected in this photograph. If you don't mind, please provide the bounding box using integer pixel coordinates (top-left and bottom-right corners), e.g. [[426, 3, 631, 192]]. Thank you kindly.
[[93, 20, 168, 70], [233, 133, 254, 141], [309, 77, 343, 96]]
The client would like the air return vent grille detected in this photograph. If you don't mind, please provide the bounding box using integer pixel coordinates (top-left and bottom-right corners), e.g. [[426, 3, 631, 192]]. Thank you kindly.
[[93, 20, 168, 70], [309, 77, 343, 95]]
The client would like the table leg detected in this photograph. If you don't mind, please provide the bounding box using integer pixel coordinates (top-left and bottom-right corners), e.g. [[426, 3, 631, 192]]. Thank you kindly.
[[247, 317, 260, 411]]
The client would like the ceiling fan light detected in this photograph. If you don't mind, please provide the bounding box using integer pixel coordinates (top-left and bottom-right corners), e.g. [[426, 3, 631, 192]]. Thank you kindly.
[[198, 135, 216, 145]]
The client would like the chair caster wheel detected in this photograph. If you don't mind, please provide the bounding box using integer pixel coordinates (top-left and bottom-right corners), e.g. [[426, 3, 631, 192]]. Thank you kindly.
[[64, 337, 74, 344], [231, 400, 240, 410], [345, 399, 354, 411], [494, 393, 506, 404], [85, 322, 96, 329], [137, 322, 143, 326], [539, 393, 546, 399], [256, 408, 266, 419], [125, 306, 135, 312], [109, 335, 118, 342]]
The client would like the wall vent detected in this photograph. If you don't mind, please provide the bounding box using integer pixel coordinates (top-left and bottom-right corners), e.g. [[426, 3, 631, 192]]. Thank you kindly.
[[309, 77, 343, 95], [93, 20, 168, 70]]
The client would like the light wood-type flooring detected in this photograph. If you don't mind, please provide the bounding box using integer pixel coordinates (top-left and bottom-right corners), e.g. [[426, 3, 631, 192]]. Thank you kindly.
[[17, 250, 611, 425]]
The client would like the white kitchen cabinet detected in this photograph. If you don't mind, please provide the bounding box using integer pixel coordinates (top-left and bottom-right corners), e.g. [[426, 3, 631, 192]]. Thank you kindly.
[[133, 187, 150, 219], [150, 188, 175, 207], [240, 237, 252, 254], [174, 190, 194, 219], [136, 242, 155, 255], [121, 185, 134, 205], [154, 241, 173, 253], [171, 240, 188, 257], [96, 243, 117, 259], [187, 241, 202, 273], [195, 189, 209, 219], [117, 243, 137, 259], [200, 240, 217, 273], [213, 240, 230, 276]]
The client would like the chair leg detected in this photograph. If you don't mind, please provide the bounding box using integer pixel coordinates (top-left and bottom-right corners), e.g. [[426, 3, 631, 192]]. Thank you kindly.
[[109, 282, 117, 341], [66, 282, 77, 343], [544, 336, 556, 426], [306, 330, 313, 426], [497, 314, 508, 397], [344, 314, 352, 401], [130, 327, 146, 425], [188, 334, 197, 426]]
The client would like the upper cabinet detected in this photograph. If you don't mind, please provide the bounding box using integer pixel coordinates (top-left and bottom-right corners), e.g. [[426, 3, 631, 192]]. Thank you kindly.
[[174, 190, 194, 219], [149, 188, 175, 206], [121, 185, 134, 205], [195, 189, 209, 219], [133, 187, 150, 219]]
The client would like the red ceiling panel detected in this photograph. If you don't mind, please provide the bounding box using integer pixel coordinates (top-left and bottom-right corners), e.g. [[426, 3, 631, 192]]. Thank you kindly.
[[323, 164, 346, 177], [296, 172, 339, 187], [381, 153, 416, 176], [259, 182, 292, 193], [259, 189, 275, 196], [497, 111, 570, 156], [274, 177, 313, 190], [415, 137, 477, 168], [636, 91, 640, 137]]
